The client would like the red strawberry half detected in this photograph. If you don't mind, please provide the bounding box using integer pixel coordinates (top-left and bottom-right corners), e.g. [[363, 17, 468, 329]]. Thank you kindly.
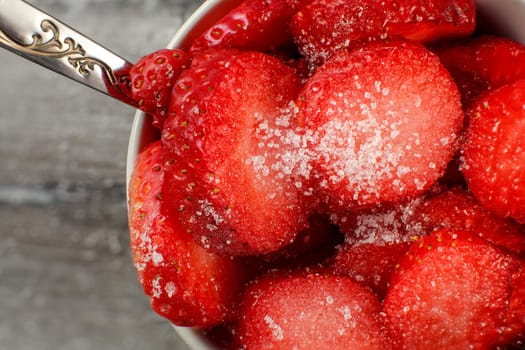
[[330, 241, 410, 299], [129, 49, 189, 128], [383, 229, 522, 349], [411, 188, 525, 257], [162, 49, 310, 256], [297, 39, 464, 213], [462, 79, 525, 223], [189, 0, 305, 54], [128, 141, 248, 327], [436, 36, 525, 103], [234, 270, 392, 349], [291, 0, 475, 66]]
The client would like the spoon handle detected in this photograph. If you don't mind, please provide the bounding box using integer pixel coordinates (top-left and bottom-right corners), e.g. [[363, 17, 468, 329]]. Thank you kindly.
[[0, 0, 137, 108]]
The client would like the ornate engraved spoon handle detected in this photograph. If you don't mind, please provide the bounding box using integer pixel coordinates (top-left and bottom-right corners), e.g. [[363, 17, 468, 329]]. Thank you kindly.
[[0, 0, 137, 108]]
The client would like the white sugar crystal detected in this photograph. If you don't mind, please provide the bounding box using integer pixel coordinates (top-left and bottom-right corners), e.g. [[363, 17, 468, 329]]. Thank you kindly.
[[152, 276, 162, 298], [314, 114, 407, 194], [440, 136, 450, 146], [264, 315, 284, 341], [339, 305, 352, 320], [198, 199, 225, 226], [165, 282, 177, 298], [152, 251, 164, 266], [414, 178, 426, 191]]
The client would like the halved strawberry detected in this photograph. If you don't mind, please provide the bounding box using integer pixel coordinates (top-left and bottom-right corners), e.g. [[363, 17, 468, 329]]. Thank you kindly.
[[291, 0, 475, 66], [436, 36, 525, 103], [234, 270, 392, 349], [384, 229, 522, 349], [411, 188, 525, 257], [462, 79, 525, 223], [162, 49, 310, 256], [330, 241, 410, 299], [128, 141, 248, 327], [297, 39, 464, 213], [129, 49, 189, 128], [189, 0, 312, 55], [128, 141, 166, 280]]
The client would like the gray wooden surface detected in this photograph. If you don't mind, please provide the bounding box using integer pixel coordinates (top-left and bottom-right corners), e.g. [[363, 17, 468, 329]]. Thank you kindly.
[[0, 1, 203, 349]]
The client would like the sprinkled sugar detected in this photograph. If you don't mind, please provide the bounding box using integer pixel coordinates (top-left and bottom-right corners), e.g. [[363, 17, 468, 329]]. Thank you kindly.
[[264, 315, 284, 341]]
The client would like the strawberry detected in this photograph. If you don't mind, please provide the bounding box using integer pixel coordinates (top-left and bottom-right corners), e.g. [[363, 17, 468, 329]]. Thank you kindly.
[[291, 0, 476, 66], [297, 39, 464, 213], [234, 270, 392, 349], [162, 49, 311, 256], [128, 141, 248, 327], [436, 36, 525, 102], [328, 196, 431, 299], [334, 188, 525, 257], [383, 229, 522, 349], [497, 262, 525, 348], [128, 141, 166, 281], [330, 241, 410, 299], [189, 0, 311, 55], [462, 79, 525, 223], [129, 49, 189, 128], [330, 187, 525, 296], [411, 188, 525, 257]]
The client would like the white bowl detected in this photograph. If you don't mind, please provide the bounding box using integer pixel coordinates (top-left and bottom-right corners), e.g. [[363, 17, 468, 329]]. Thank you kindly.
[[126, 0, 525, 349]]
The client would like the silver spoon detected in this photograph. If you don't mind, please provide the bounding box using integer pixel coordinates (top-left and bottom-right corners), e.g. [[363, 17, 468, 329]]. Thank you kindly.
[[0, 0, 138, 108]]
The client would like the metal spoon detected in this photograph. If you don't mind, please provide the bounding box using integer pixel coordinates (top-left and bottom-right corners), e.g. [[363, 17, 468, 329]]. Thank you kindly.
[[0, 0, 138, 108]]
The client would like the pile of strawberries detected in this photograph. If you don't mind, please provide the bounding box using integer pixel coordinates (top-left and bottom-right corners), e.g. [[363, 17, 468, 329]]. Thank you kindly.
[[127, 0, 525, 348]]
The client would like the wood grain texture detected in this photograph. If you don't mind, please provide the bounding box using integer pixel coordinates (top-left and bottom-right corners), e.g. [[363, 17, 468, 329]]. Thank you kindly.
[[0, 1, 202, 349]]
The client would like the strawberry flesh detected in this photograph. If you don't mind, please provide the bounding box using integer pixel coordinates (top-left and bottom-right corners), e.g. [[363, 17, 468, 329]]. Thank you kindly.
[[297, 39, 464, 212], [162, 49, 310, 256], [291, 0, 476, 66], [235, 270, 392, 349], [189, 0, 302, 54], [384, 229, 522, 349], [128, 141, 248, 327], [437, 36, 525, 93], [462, 79, 525, 223]]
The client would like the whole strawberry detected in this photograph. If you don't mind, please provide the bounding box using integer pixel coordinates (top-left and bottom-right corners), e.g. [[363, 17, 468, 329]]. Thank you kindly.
[[129, 49, 189, 129]]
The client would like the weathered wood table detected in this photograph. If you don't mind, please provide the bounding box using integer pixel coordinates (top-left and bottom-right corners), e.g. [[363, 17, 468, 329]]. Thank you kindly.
[[0, 1, 201, 349]]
